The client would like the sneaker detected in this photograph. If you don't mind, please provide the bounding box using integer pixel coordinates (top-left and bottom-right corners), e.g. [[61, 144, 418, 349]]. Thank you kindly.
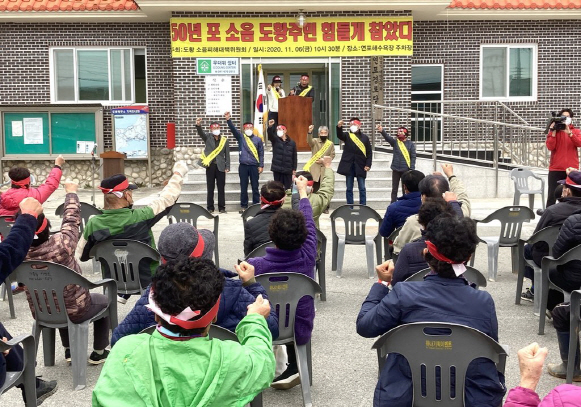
[[64, 348, 71, 363], [117, 296, 127, 304], [271, 363, 300, 390], [546, 309, 553, 320], [521, 288, 534, 302], [547, 362, 581, 381], [219, 209, 227, 214], [207, 208, 215, 214], [36, 379, 58, 405], [89, 349, 110, 365]]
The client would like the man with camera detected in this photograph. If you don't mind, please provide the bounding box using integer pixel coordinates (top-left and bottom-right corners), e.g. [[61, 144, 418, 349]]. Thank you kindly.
[[544, 109, 581, 212]]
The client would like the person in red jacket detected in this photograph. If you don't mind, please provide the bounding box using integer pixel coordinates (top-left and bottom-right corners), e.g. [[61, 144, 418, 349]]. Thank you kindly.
[[544, 109, 581, 211], [0, 155, 65, 217]]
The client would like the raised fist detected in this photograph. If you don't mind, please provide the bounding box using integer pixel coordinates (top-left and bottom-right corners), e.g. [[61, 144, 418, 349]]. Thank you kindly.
[[224, 112, 231, 121], [376, 124, 383, 132], [337, 120, 344, 127], [268, 119, 275, 127], [64, 181, 79, 194], [55, 155, 65, 167], [308, 125, 314, 133], [196, 118, 202, 126], [19, 197, 43, 218]]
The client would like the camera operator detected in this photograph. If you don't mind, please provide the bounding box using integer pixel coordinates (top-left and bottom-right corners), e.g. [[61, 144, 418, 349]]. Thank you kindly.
[[544, 108, 581, 211]]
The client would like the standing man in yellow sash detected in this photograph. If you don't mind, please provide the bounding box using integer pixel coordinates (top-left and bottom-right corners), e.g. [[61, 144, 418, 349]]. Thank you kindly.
[[377, 125, 417, 203], [337, 118, 372, 205], [196, 118, 230, 214], [225, 112, 265, 214], [305, 125, 335, 193], [266, 75, 285, 129], [289, 74, 314, 99]]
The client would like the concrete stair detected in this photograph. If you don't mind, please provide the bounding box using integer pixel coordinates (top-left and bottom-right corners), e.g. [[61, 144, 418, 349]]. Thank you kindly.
[[179, 151, 393, 211]]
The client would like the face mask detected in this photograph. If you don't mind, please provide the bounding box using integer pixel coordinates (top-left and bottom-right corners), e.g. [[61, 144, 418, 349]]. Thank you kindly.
[[349, 125, 359, 133], [277, 130, 284, 137], [320, 136, 328, 142], [212, 129, 220, 136], [244, 129, 253, 136], [397, 133, 406, 141], [565, 117, 572, 126]]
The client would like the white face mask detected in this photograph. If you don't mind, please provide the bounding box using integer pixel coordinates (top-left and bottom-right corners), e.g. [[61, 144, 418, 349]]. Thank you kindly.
[[565, 117, 572, 126], [277, 130, 284, 137], [212, 129, 220, 136], [244, 129, 253, 136], [350, 125, 359, 133]]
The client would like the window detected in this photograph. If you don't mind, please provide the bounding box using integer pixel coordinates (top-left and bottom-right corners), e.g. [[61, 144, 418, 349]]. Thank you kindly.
[[50, 47, 147, 104], [480, 44, 536, 101], [411, 65, 443, 142]]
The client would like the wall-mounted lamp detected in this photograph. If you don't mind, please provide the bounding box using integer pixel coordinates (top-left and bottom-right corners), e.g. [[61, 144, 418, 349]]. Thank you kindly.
[[296, 9, 306, 28]]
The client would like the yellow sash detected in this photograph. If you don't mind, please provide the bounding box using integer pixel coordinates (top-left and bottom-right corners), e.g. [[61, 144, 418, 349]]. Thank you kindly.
[[244, 135, 259, 163], [273, 88, 281, 99], [349, 133, 366, 157], [200, 137, 227, 167], [303, 139, 334, 171], [298, 86, 312, 97], [398, 139, 411, 168]]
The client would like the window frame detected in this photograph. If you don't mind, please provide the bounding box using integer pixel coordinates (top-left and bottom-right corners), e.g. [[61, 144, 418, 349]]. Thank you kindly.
[[479, 44, 537, 102], [411, 64, 444, 143], [49, 46, 148, 105]]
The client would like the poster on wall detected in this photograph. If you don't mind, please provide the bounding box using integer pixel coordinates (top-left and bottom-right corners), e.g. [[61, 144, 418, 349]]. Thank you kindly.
[[23, 118, 43, 144], [205, 76, 232, 116], [111, 106, 149, 159], [12, 121, 23, 137]]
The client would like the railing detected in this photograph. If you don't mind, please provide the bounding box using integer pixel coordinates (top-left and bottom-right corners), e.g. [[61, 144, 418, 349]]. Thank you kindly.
[[371, 102, 547, 198]]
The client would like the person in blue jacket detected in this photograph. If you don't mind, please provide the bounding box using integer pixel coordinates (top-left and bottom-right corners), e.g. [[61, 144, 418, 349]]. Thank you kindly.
[[379, 169, 424, 238], [357, 213, 506, 407], [111, 222, 278, 346]]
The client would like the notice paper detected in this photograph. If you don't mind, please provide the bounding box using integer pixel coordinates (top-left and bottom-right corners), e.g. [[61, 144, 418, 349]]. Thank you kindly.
[[12, 121, 23, 137], [76, 141, 96, 154], [23, 118, 43, 144]]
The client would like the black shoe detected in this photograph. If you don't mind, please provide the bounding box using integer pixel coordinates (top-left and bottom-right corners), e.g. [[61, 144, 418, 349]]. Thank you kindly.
[[207, 208, 215, 214], [219, 209, 227, 214], [536, 209, 545, 216], [36, 379, 58, 405], [89, 349, 110, 365], [239, 208, 247, 214], [521, 288, 534, 302], [64, 348, 71, 363], [271, 363, 300, 390]]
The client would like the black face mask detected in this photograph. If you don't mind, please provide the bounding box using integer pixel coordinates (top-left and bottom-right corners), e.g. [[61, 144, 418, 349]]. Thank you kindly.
[[320, 136, 328, 142]]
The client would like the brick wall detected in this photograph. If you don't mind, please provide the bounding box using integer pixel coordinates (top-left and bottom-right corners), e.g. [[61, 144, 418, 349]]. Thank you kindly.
[[0, 22, 174, 149]]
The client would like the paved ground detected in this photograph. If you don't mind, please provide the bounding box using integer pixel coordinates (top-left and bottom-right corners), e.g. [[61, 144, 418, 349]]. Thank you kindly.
[[1, 185, 579, 406]]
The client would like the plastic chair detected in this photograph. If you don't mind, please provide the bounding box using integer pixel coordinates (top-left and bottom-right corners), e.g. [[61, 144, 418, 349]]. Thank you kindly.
[[538, 244, 581, 335], [241, 204, 261, 228], [404, 266, 488, 289], [473, 206, 535, 282], [383, 226, 402, 262], [316, 229, 327, 301], [255, 272, 322, 407], [140, 324, 263, 406], [55, 202, 102, 234], [240, 241, 276, 263], [372, 322, 508, 406], [330, 205, 383, 279], [0, 216, 16, 319], [567, 289, 581, 384], [515, 225, 561, 316], [89, 239, 160, 296], [13, 261, 118, 390], [510, 168, 545, 211], [0, 333, 37, 406], [167, 203, 220, 267]]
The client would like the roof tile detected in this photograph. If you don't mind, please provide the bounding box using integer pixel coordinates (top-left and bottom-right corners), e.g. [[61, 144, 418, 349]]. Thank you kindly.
[[0, 0, 138, 12], [449, 0, 581, 9]]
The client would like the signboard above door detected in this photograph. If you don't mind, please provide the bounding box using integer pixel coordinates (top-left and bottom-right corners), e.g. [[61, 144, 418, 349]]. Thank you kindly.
[[196, 58, 240, 75]]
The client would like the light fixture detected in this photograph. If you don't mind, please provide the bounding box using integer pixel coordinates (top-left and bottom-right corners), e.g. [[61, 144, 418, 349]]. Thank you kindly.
[[296, 9, 306, 28]]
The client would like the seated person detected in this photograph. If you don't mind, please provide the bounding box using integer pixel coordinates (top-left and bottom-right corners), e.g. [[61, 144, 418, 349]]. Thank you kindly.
[[379, 169, 425, 238], [504, 342, 581, 406], [0, 156, 64, 217], [377, 198, 455, 286], [20, 182, 111, 365], [244, 180, 286, 256], [93, 258, 275, 406], [357, 214, 506, 407], [246, 175, 317, 390], [111, 222, 278, 346], [393, 163, 470, 254], [77, 161, 187, 303]]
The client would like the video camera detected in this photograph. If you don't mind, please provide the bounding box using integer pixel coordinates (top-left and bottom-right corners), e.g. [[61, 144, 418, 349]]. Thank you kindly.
[[549, 111, 572, 132]]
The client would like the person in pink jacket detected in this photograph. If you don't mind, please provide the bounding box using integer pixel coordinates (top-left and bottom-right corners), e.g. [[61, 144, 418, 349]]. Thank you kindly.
[[0, 155, 65, 217], [504, 342, 581, 406]]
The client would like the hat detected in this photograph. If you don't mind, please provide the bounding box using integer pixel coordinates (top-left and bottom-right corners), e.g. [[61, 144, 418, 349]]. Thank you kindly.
[[272, 75, 282, 83], [558, 170, 581, 190], [99, 174, 138, 194], [158, 222, 215, 262]]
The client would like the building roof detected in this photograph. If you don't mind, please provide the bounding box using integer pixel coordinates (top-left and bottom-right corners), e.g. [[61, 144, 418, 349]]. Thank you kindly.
[[0, 0, 138, 12], [448, 0, 581, 9]]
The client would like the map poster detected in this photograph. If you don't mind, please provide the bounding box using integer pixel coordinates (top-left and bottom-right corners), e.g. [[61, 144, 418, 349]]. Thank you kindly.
[[111, 106, 149, 159]]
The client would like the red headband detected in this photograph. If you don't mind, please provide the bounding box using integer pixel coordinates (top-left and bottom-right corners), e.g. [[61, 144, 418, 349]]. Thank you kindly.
[[99, 179, 129, 194], [307, 181, 314, 187], [277, 125, 287, 131], [301, 75, 309, 80], [35, 217, 48, 235], [425, 240, 460, 264], [146, 289, 221, 330], [210, 123, 220, 129], [11, 177, 30, 188], [243, 123, 253, 129], [350, 120, 361, 126], [260, 195, 285, 207], [161, 232, 205, 264]]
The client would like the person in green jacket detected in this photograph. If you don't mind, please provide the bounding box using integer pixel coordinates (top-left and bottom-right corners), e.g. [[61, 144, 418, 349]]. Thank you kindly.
[[92, 257, 275, 407]]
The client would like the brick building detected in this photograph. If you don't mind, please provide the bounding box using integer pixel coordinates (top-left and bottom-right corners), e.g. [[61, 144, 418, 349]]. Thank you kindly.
[[0, 0, 579, 185]]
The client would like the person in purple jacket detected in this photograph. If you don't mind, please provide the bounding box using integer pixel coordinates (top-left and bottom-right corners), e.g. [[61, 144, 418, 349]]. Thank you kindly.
[[245, 175, 317, 390]]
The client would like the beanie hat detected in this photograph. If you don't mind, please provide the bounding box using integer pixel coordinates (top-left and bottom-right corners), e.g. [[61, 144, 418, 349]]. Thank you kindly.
[[158, 223, 215, 262]]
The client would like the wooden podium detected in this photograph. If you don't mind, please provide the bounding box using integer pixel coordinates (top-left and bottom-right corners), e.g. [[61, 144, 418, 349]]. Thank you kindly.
[[278, 96, 312, 151], [100, 151, 126, 178]]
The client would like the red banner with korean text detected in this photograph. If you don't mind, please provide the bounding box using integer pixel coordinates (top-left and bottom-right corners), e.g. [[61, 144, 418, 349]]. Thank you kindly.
[[170, 17, 413, 57]]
